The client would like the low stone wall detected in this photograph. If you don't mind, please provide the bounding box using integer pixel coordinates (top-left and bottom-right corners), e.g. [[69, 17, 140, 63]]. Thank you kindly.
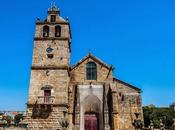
[[0, 127, 27, 130]]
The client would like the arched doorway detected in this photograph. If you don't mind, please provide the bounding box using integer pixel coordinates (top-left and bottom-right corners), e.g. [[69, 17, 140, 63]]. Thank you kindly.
[[78, 85, 104, 130], [80, 94, 103, 130], [84, 112, 99, 130]]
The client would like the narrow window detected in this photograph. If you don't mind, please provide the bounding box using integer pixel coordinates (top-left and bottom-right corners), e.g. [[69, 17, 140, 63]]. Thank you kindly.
[[43, 26, 49, 37], [55, 25, 61, 37], [51, 15, 56, 22], [86, 62, 97, 80], [121, 95, 125, 101]]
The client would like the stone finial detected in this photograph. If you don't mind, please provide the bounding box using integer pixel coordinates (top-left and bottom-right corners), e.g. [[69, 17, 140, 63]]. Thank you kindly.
[[48, 0, 59, 12], [66, 17, 69, 21], [36, 17, 40, 23]]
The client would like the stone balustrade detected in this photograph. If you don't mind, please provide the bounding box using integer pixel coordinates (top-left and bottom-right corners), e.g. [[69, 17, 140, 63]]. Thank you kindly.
[[37, 96, 55, 104]]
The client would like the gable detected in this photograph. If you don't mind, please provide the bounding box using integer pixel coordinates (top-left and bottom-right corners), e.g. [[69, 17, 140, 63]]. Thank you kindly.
[[113, 78, 141, 93], [71, 53, 112, 70], [70, 53, 114, 82]]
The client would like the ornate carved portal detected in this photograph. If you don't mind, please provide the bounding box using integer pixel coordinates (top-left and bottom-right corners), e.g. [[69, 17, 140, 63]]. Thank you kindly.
[[84, 113, 99, 130], [78, 85, 104, 130]]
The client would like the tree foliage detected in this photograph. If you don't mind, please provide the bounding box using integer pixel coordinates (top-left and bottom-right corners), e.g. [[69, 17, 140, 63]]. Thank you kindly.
[[143, 106, 175, 129], [14, 114, 23, 126], [4, 115, 13, 126]]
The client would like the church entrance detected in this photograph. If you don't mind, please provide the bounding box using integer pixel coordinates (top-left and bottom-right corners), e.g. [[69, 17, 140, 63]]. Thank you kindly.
[[84, 113, 99, 130]]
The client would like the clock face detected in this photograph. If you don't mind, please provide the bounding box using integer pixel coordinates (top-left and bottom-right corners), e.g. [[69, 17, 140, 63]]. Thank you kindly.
[[46, 47, 53, 53]]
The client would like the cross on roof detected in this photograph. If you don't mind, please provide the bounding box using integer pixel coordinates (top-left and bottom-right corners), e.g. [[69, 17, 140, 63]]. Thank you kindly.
[[49, 0, 59, 11]]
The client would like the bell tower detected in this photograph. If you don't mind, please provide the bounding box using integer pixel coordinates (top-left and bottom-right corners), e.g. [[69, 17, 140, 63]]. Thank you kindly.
[[25, 3, 71, 130], [33, 4, 71, 68]]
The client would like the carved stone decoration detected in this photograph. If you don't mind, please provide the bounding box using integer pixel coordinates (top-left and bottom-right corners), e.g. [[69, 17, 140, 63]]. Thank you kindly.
[[32, 104, 52, 119], [59, 118, 69, 129], [132, 112, 143, 130], [78, 84, 103, 130], [46, 47, 53, 53]]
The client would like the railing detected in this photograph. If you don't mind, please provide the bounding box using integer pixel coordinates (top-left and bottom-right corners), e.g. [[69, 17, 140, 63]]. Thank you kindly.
[[37, 96, 55, 104]]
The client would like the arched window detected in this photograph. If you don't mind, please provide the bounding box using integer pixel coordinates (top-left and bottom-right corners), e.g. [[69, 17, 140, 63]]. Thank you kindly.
[[43, 26, 49, 37], [55, 25, 61, 37], [86, 62, 97, 80]]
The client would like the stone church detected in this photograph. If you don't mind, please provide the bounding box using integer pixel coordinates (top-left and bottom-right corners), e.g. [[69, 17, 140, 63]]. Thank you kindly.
[[23, 4, 144, 130]]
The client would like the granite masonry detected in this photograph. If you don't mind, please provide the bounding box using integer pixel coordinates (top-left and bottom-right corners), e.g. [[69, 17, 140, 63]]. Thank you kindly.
[[22, 4, 144, 130]]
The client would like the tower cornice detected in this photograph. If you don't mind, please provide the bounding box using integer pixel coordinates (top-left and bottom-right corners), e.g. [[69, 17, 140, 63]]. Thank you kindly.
[[36, 21, 69, 25], [34, 37, 71, 42], [31, 65, 70, 70]]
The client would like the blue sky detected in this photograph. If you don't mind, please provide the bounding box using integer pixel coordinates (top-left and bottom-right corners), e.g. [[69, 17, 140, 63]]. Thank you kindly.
[[0, 0, 175, 111]]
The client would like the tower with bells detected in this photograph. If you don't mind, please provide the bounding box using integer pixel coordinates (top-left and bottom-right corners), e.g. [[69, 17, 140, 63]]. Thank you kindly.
[[24, 3, 71, 130]]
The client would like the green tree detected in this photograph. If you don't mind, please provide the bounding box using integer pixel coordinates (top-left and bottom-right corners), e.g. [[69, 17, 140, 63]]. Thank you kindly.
[[14, 114, 23, 126], [143, 106, 175, 129], [5, 115, 13, 126]]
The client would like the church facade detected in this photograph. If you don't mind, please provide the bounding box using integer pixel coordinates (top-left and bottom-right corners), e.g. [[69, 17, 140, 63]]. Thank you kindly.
[[23, 4, 143, 130]]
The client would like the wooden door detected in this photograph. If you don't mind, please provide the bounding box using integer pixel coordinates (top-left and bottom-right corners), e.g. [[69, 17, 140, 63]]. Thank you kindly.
[[84, 113, 98, 130]]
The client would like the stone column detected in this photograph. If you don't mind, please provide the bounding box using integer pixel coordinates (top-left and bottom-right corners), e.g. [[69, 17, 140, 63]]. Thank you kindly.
[[111, 91, 119, 130], [68, 86, 73, 130], [74, 86, 80, 130], [104, 84, 110, 130]]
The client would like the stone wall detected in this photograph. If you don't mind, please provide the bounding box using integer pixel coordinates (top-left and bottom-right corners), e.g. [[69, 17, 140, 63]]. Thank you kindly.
[[28, 69, 69, 104], [32, 40, 70, 67], [0, 127, 26, 130], [70, 56, 113, 83], [24, 7, 71, 130]]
